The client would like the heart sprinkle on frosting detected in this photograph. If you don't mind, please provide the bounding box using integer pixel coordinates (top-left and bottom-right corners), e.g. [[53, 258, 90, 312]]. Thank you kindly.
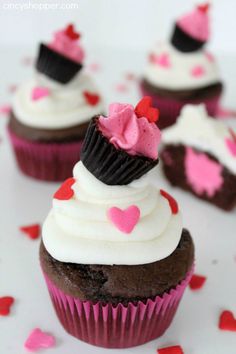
[[64, 23, 80, 40], [20, 224, 41, 240], [135, 96, 159, 123], [24, 328, 56, 352], [157, 345, 184, 354], [197, 3, 210, 13], [0, 296, 15, 316], [219, 310, 236, 332], [189, 274, 206, 290], [191, 65, 205, 78], [160, 190, 179, 214], [83, 91, 100, 106], [107, 205, 140, 234], [149, 53, 171, 68], [54, 178, 75, 200], [31, 87, 50, 101]]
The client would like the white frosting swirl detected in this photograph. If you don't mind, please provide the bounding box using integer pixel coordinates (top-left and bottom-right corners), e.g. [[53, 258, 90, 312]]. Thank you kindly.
[[12, 71, 104, 129], [162, 104, 236, 175], [42, 162, 182, 265], [144, 42, 220, 90]]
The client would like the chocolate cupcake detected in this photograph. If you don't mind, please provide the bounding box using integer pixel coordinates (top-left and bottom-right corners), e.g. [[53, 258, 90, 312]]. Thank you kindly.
[[40, 98, 194, 348], [8, 24, 104, 181], [140, 4, 223, 129], [161, 104, 236, 211]]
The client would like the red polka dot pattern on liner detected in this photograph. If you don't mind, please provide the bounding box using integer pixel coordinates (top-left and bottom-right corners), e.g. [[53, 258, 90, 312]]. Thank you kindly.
[[0, 296, 15, 316], [189, 274, 206, 290], [219, 310, 236, 332], [157, 345, 184, 354], [20, 224, 41, 240], [54, 178, 75, 201], [160, 189, 179, 214]]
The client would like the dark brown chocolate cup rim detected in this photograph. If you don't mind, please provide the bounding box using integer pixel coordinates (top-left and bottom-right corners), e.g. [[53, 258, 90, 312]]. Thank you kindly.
[[36, 43, 83, 84], [171, 24, 205, 53], [81, 116, 159, 185]]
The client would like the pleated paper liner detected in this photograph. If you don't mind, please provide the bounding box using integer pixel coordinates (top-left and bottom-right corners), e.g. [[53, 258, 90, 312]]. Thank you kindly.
[[140, 82, 222, 129], [42, 265, 194, 348], [36, 43, 83, 84], [81, 117, 159, 185], [8, 128, 83, 181]]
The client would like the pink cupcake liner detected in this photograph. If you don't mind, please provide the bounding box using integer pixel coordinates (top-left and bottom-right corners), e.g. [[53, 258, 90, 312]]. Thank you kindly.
[[140, 83, 221, 129], [43, 266, 194, 348], [8, 128, 83, 181]]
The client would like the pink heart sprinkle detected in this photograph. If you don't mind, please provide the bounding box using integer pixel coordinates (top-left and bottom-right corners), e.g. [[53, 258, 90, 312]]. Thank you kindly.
[[88, 62, 101, 72], [217, 106, 236, 119], [31, 87, 50, 101], [149, 53, 170, 68], [225, 138, 236, 157], [114, 83, 128, 93], [21, 56, 34, 66], [24, 328, 56, 352], [0, 104, 11, 115], [8, 84, 18, 93], [205, 52, 215, 62], [191, 65, 205, 77], [108, 205, 140, 234]]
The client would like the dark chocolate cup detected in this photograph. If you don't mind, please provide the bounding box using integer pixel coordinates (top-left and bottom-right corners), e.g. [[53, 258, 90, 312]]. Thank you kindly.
[[36, 43, 83, 84], [171, 24, 205, 53], [81, 117, 159, 185]]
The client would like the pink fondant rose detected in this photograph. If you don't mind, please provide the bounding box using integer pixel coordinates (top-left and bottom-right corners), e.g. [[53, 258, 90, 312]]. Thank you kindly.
[[49, 24, 85, 63], [98, 98, 161, 160]]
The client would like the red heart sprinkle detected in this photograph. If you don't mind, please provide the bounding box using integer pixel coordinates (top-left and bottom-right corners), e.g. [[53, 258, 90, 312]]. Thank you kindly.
[[20, 224, 41, 240], [189, 274, 206, 290], [157, 345, 184, 354], [219, 310, 236, 331], [64, 24, 80, 40], [83, 91, 100, 106], [160, 189, 179, 214], [54, 178, 75, 200], [198, 3, 210, 13], [0, 296, 15, 316], [135, 96, 159, 123]]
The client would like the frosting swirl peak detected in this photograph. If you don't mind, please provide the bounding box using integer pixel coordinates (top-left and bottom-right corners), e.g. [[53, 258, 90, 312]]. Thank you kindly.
[[98, 100, 161, 160], [49, 24, 85, 63]]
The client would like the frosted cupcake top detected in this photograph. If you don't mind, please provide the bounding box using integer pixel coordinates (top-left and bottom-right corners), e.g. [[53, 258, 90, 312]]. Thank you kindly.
[[12, 24, 104, 129], [162, 104, 236, 175], [13, 72, 104, 129], [143, 4, 221, 90], [42, 98, 183, 265]]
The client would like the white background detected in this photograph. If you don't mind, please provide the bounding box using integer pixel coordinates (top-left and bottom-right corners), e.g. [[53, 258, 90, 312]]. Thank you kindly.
[[0, 0, 236, 54], [0, 1, 236, 354]]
